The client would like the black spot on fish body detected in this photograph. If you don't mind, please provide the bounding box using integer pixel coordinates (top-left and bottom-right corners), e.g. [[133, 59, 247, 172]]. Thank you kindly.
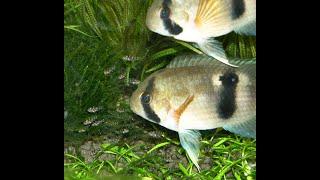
[[217, 72, 239, 119], [141, 77, 161, 123], [231, 0, 245, 19], [219, 72, 239, 86]]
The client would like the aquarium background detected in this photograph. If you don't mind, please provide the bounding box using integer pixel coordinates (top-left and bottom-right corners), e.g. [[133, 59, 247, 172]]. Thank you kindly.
[[64, 0, 256, 179]]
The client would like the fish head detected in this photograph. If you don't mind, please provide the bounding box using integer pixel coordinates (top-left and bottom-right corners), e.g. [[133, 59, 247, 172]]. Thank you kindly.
[[146, 0, 191, 37], [130, 72, 171, 125]]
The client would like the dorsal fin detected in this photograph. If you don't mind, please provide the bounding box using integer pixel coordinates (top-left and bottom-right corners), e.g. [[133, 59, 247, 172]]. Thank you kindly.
[[166, 54, 255, 68]]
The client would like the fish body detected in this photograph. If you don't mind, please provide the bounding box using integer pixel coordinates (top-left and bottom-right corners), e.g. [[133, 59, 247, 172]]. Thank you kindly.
[[130, 55, 256, 170], [146, 0, 256, 66]]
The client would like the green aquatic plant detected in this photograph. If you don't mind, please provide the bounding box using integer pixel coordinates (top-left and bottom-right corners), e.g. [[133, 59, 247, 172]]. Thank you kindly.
[[76, 0, 152, 85], [222, 33, 256, 58], [64, 0, 88, 35], [64, 132, 256, 179]]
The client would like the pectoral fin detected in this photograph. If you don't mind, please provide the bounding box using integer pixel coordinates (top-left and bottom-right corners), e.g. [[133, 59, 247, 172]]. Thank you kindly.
[[170, 95, 202, 171], [198, 39, 238, 67], [168, 95, 194, 123], [178, 129, 201, 171]]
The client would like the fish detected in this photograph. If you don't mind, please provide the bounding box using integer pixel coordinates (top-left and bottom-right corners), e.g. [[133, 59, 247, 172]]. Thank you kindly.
[[130, 54, 256, 171], [146, 0, 256, 67]]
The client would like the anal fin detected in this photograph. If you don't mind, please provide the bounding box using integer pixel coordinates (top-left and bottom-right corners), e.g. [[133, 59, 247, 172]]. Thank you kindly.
[[197, 38, 239, 67], [178, 129, 201, 171]]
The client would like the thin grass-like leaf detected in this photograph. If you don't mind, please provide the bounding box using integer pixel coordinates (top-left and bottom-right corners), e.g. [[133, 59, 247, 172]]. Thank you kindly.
[[213, 155, 254, 180], [145, 61, 168, 73], [65, 3, 82, 16], [65, 153, 85, 164], [105, 160, 117, 173], [82, 0, 102, 39], [147, 142, 171, 154], [213, 138, 231, 148], [96, 161, 105, 174], [64, 25, 94, 37], [161, 134, 180, 145], [149, 48, 179, 61], [233, 171, 241, 180], [174, 40, 203, 54], [178, 163, 189, 176]]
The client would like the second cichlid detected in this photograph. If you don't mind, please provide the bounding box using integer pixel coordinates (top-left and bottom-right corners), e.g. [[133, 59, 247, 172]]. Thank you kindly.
[[146, 0, 256, 66], [130, 55, 256, 171]]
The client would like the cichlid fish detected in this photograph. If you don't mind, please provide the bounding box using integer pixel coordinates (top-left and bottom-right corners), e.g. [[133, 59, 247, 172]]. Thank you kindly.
[[130, 54, 256, 171], [146, 0, 256, 67]]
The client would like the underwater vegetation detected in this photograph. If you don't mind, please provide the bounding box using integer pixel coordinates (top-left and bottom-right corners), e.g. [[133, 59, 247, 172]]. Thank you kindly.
[[64, 0, 256, 179]]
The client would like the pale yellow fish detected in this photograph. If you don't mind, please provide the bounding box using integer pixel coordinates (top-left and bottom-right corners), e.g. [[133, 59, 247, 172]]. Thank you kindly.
[[146, 0, 256, 67], [130, 54, 256, 171]]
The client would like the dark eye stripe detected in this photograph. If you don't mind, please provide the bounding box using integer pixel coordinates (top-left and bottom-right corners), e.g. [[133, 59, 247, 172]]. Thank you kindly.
[[141, 77, 160, 123], [160, 6, 170, 19], [141, 93, 151, 104], [216, 72, 239, 119], [162, 19, 183, 35], [160, 0, 183, 35], [163, 0, 172, 6]]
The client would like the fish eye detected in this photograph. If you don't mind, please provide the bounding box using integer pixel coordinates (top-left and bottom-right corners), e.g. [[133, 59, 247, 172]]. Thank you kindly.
[[160, 8, 170, 19], [140, 93, 151, 104]]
